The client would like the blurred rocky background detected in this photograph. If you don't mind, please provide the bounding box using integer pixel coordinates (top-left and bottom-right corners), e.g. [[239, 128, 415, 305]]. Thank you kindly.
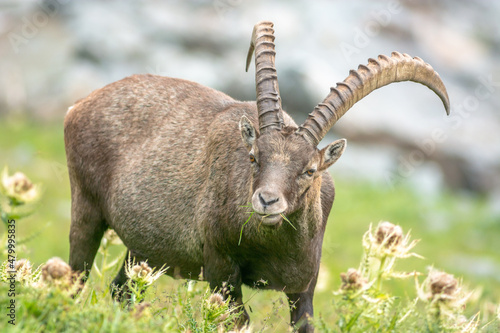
[[0, 0, 499, 208]]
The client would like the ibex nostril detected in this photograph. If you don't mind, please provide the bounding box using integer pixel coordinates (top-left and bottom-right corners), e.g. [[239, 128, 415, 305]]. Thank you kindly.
[[268, 197, 279, 205], [259, 192, 279, 207], [258, 193, 267, 207]]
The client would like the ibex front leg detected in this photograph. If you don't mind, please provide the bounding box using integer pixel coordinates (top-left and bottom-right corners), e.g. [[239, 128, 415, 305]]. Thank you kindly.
[[204, 244, 250, 328], [286, 273, 317, 333]]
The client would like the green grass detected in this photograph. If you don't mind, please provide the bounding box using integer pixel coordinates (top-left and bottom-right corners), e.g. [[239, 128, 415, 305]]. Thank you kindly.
[[0, 117, 499, 331], [0, 116, 69, 264], [326, 182, 500, 301], [0, 263, 240, 332]]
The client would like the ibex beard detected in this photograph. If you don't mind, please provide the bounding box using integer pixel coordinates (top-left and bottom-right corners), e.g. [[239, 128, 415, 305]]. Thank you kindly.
[[64, 21, 449, 332]]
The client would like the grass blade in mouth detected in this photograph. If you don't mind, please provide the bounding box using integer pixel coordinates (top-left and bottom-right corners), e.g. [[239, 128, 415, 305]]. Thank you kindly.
[[238, 211, 254, 246], [281, 213, 297, 230], [238, 210, 296, 245]]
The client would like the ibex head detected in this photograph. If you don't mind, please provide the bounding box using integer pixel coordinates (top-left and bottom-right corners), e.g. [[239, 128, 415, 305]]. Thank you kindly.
[[242, 21, 450, 226]]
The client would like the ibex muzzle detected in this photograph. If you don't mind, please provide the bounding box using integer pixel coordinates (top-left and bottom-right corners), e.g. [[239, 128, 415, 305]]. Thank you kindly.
[[65, 20, 449, 332]]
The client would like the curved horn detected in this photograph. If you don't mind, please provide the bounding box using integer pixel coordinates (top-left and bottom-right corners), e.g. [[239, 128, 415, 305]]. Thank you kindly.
[[246, 21, 284, 133], [296, 52, 450, 146]]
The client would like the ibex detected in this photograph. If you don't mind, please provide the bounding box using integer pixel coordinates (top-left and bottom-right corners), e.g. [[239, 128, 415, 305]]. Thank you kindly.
[[65, 21, 449, 331]]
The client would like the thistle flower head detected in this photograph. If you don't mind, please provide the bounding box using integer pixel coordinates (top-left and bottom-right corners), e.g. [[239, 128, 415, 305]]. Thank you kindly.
[[363, 221, 421, 259], [101, 229, 123, 249], [204, 292, 231, 325], [1, 167, 40, 205], [375, 221, 403, 248], [207, 293, 225, 308], [417, 268, 471, 310], [416, 268, 477, 329], [125, 259, 166, 286], [41, 257, 72, 287], [340, 268, 367, 292], [429, 270, 458, 298], [131, 262, 152, 278], [15, 258, 32, 282]]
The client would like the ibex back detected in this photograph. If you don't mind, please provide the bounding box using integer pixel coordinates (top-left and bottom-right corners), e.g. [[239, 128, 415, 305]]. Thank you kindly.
[[65, 21, 450, 332]]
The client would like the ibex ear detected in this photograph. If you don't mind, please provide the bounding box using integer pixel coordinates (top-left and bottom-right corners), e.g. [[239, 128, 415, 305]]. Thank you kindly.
[[318, 139, 346, 171], [239, 115, 257, 150]]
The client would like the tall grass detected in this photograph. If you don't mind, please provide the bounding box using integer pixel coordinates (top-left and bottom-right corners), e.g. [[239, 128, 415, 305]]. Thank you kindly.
[[1, 168, 499, 332], [1, 119, 499, 332]]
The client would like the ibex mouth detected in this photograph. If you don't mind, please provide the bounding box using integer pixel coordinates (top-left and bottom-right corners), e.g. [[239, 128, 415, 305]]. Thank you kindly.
[[257, 213, 283, 226]]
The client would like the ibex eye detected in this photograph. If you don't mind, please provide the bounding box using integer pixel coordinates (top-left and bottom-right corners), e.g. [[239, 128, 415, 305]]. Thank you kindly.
[[306, 169, 315, 177], [249, 154, 256, 163]]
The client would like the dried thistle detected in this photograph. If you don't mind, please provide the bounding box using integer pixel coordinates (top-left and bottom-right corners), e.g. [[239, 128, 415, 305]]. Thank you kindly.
[[207, 293, 225, 308], [101, 229, 123, 249], [41, 257, 73, 288], [129, 262, 152, 280], [42, 257, 71, 280], [429, 270, 458, 299], [340, 268, 367, 292], [125, 258, 166, 286], [416, 267, 474, 327], [363, 222, 422, 259], [205, 292, 230, 323], [0, 167, 40, 205], [375, 221, 403, 248], [15, 258, 32, 282]]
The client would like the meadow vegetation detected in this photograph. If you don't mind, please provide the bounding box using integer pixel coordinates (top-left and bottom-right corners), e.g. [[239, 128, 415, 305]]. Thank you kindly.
[[0, 118, 499, 332]]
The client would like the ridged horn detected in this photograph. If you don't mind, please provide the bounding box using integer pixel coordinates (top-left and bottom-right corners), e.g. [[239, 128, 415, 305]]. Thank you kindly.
[[246, 21, 284, 133], [296, 52, 450, 146]]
